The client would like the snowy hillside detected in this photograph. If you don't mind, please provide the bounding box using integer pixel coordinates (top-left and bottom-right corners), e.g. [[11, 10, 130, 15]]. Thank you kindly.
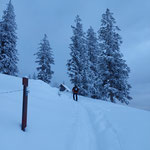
[[0, 74, 150, 150]]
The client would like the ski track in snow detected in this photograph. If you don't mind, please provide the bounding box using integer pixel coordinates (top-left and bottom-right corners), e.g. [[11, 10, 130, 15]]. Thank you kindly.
[[63, 92, 122, 150], [65, 100, 99, 150], [80, 100, 122, 150]]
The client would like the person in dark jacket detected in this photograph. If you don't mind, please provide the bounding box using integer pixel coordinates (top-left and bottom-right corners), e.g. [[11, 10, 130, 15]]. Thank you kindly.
[[72, 85, 79, 101]]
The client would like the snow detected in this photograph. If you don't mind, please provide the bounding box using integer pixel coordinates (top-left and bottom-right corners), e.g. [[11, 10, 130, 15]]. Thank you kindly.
[[0, 74, 150, 150], [61, 83, 71, 92]]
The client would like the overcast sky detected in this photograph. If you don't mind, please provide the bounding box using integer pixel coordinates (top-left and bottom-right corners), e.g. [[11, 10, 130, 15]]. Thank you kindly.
[[0, 0, 150, 110]]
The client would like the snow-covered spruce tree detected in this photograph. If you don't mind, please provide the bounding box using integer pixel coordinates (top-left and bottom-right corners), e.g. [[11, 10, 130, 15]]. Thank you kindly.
[[67, 15, 88, 96], [98, 9, 132, 104], [32, 72, 37, 80], [28, 74, 31, 79], [86, 26, 102, 99], [0, 0, 19, 76], [35, 34, 54, 84]]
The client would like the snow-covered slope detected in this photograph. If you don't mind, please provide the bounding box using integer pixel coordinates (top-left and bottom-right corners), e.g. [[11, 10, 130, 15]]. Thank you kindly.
[[0, 74, 150, 150]]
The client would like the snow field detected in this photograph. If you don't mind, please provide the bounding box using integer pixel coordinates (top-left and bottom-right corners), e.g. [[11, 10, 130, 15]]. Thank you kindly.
[[0, 74, 150, 150]]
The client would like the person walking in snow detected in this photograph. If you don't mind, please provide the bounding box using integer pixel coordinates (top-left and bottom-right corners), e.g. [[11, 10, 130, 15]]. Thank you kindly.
[[72, 85, 79, 101]]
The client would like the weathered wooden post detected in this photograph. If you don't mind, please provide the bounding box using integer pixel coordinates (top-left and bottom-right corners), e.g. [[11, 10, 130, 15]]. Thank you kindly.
[[22, 77, 29, 131]]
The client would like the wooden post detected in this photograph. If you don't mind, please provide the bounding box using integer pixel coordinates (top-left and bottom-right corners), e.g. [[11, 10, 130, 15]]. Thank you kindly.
[[22, 77, 29, 131]]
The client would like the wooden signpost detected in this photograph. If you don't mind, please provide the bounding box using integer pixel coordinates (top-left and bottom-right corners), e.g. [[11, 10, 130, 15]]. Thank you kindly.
[[22, 77, 29, 131]]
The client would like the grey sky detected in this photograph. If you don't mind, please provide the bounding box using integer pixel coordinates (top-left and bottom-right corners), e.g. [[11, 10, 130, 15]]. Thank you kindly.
[[0, 0, 150, 110]]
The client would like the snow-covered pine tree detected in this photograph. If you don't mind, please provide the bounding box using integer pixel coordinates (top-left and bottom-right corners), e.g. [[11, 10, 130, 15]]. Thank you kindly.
[[67, 15, 88, 96], [35, 34, 54, 84], [86, 26, 102, 99], [32, 72, 37, 80], [98, 9, 132, 104], [28, 74, 31, 79], [0, 0, 19, 76]]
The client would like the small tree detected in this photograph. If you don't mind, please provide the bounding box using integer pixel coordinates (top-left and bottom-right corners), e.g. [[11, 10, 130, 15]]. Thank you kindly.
[[98, 9, 132, 104], [35, 34, 54, 84], [32, 72, 37, 80], [0, 0, 19, 76], [28, 74, 31, 79]]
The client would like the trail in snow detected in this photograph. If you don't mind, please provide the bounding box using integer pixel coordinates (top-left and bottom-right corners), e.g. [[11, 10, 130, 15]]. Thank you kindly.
[[80, 100, 122, 150], [63, 92, 122, 150], [72, 102, 99, 150]]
